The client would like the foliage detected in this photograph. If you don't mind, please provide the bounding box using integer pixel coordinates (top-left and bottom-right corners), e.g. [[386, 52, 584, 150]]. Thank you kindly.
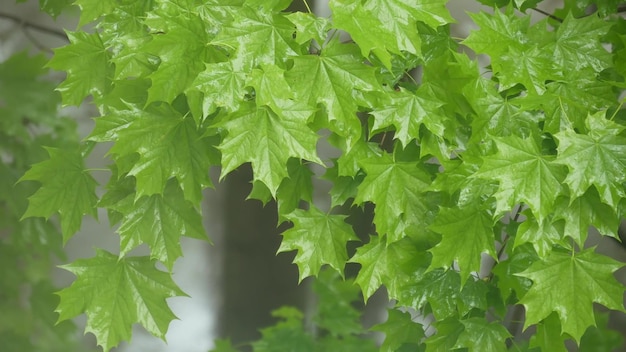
[[0, 51, 85, 350], [8, 0, 626, 350]]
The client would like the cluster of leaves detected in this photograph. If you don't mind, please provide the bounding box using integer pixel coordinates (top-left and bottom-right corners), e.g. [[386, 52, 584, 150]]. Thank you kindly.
[[17, 0, 626, 350], [0, 50, 85, 350]]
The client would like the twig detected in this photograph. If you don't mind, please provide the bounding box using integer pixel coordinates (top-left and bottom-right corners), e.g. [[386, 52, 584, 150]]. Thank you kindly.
[[530, 7, 563, 22], [0, 11, 67, 40]]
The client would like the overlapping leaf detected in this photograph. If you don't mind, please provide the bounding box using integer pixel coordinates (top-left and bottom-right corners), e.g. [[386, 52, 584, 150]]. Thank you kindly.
[[517, 248, 626, 343], [217, 103, 322, 195], [110, 180, 208, 270], [89, 104, 213, 205], [475, 135, 567, 222], [56, 250, 186, 351], [279, 207, 358, 279], [355, 153, 433, 242], [19, 147, 98, 242]]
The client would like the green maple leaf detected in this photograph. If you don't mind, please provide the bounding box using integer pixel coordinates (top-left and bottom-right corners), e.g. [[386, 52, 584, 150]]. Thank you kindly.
[[554, 189, 620, 246], [286, 40, 379, 145], [248, 64, 293, 111], [368, 87, 446, 147], [110, 180, 208, 270], [464, 76, 539, 142], [331, 0, 452, 67], [463, 9, 530, 57], [429, 202, 497, 285], [56, 249, 186, 351], [190, 61, 250, 117], [286, 12, 330, 45], [514, 212, 563, 257], [89, 104, 213, 205], [400, 269, 461, 320], [350, 236, 430, 301], [492, 45, 557, 95], [554, 113, 626, 208], [214, 6, 303, 67], [522, 69, 615, 133], [424, 318, 464, 352], [492, 243, 537, 301], [371, 309, 424, 352], [454, 317, 512, 352], [475, 135, 567, 222], [20, 147, 98, 242], [517, 248, 626, 343], [355, 153, 433, 242], [547, 13, 613, 72], [218, 104, 322, 195], [278, 206, 359, 279], [142, 10, 211, 104], [529, 313, 569, 352], [74, 0, 116, 27], [47, 31, 112, 106], [313, 269, 363, 337]]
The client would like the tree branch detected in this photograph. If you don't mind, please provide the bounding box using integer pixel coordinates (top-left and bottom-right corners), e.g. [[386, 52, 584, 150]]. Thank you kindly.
[[0, 11, 67, 41]]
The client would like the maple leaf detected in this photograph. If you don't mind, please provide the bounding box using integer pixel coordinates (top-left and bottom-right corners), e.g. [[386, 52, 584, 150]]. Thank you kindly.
[[371, 309, 424, 352], [514, 212, 563, 257], [88, 104, 213, 205], [399, 269, 461, 320], [142, 9, 211, 104], [286, 12, 330, 45], [428, 202, 497, 285], [475, 135, 567, 222], [517, 248, 626, 343], [355, 153, 433, 242], [463, 9, 530, 57], [55, 249, 186, 351], [110, 180, 208, 270], [492, 243, 537, 301], [350, 236, 431, 301], [247, 64, 293, 111], [529, 313, 569, 352], [546, 14, 613, 72], [286, 40, 379, 145], [190, 61, 250, 117], [217, 103, 322, 195], [73, 0, 116, 27], [455, 317, 512, 352], [278, 206, 359, 279], [554, 113, 626, 208], [47, 31, 112, 106], [20, 147, 98, 242], [554, 190, 620, 246], [492, 45, 557, 95], [214, 6, 303, 67], [368, 87, 446, 147]]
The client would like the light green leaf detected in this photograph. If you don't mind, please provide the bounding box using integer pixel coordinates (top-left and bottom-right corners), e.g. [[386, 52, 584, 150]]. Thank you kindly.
[[286, 12, 330, 45], [514, 211, 563, 258], [89, 104, 213, 205], [56, 249, 186, 351], [215, 6, 303, 67], [400, 269, 461, 320], [286, 40, 379, 145], [517, 248, 626, 343], [110, 180, 208, 270], [218, 104, 322, 195], [278, 206, 359, 279], [529, 313, 569, 352], [74, 0, 116, 27], [355, 153, 433, 243], [20, 147, 97, 242], [371, 309, 424, 352], [368, 87, 446, 147], [47, 31, 111, 106], [455, 317, 512, 352], [191, 61, 249, 117], [554, 113, 626, 208], [424, 318, 464, 352], [350, 236, 430, 301], [475, 135, 567, 222], [429, 202, 497, 285]]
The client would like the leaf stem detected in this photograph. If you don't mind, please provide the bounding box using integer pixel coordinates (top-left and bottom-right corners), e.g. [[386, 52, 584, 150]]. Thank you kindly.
[[301, 0, 312, 14], [530, 7, 563, 22]]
